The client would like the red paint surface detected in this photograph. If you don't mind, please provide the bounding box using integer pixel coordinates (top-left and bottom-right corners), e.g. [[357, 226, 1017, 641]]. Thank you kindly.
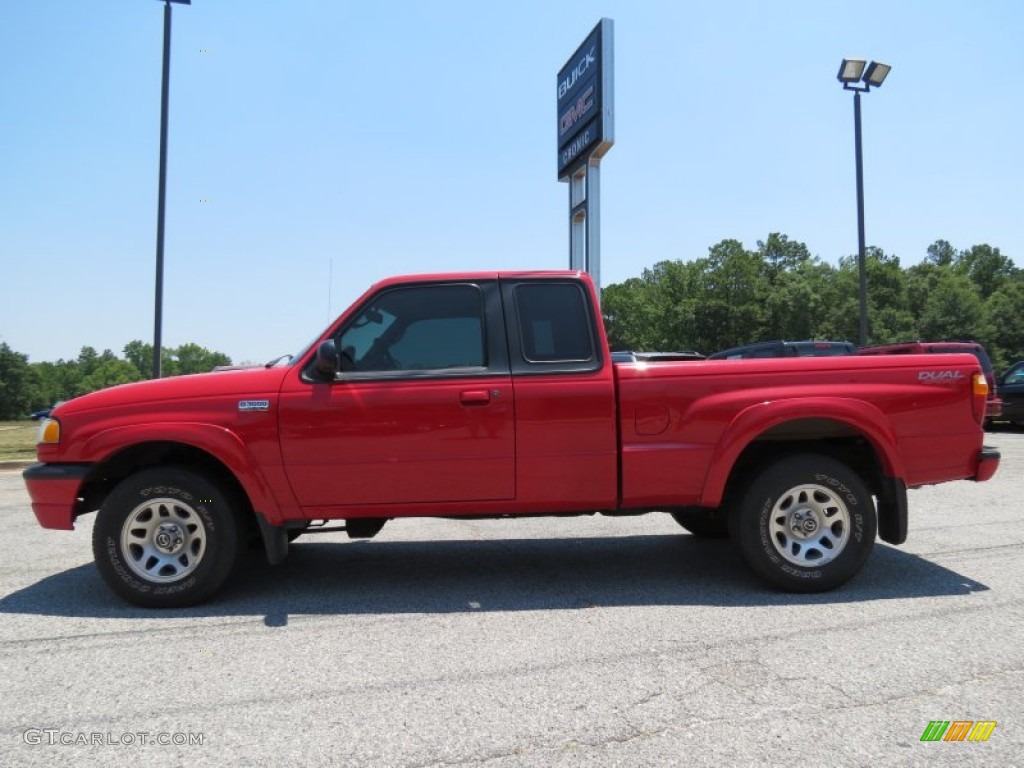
[[25, 271, 997, 531]]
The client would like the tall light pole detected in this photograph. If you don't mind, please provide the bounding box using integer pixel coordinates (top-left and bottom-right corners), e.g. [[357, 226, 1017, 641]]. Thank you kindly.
[[153, 0, 191, 378], [837, 58, 891, 347]]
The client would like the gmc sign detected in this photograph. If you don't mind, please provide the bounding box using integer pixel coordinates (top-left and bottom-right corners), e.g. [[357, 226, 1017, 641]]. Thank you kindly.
[[556, 19, 614, 178]]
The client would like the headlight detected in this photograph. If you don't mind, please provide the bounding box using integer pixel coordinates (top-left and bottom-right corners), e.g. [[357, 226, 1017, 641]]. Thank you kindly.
[[38, 418, 60, 445]]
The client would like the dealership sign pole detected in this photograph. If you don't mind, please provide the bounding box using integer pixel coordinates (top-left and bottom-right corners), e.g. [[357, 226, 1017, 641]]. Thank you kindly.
[[557, 18, 614, 299]]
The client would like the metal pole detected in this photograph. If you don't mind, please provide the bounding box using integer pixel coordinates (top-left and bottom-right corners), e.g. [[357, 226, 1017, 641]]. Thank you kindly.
[[853, 89, 868, 347], [569, 166, 587, 272], [585, 158, 601, 302], [153, 0, 172, 379]]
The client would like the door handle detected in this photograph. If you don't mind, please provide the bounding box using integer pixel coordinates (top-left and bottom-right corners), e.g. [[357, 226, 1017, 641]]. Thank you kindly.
[[459, 390, 491, 405]]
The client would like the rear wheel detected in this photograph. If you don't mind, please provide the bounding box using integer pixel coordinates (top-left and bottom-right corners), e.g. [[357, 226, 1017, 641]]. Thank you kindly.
[[730, 454, 876, 592], [93, 467, 243, 608]]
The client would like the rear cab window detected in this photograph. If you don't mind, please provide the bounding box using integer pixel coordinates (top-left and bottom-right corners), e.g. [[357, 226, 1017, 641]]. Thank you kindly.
[[501, 280, 602, 374]]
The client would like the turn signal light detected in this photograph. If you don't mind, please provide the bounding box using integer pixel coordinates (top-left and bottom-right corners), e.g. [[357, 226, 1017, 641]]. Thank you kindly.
[[38, 418, 60, 445]]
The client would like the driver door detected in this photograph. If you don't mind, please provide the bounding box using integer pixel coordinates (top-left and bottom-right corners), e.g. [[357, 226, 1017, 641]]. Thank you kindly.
[[278, 281, 515, 509]]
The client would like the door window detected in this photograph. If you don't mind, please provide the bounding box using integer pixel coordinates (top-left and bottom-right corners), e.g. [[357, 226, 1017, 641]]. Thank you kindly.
[[338, 284, 485, 373]]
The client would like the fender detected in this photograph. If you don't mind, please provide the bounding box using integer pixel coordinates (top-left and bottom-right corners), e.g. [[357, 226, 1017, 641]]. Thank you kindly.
[[82, 423, 291, 525], [698, 397, 906, 508]]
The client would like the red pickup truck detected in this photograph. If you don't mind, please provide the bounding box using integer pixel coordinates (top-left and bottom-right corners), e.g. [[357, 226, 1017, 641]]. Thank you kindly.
[[24, 271, 1000, 607]]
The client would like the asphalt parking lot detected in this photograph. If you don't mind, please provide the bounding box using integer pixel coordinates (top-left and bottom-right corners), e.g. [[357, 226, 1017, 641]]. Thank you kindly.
[[2, 432, 1022, 767]]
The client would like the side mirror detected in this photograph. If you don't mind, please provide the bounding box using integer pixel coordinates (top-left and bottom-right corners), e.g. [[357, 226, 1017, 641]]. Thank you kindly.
[[314, 340, 339, 380]]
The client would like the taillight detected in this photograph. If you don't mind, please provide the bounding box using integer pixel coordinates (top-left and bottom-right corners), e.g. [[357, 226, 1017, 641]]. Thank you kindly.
[[972, 372, 988, 423]]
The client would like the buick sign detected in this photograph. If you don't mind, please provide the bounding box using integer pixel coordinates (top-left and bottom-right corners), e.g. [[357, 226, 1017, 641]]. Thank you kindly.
[[556, 18, 614, 178]]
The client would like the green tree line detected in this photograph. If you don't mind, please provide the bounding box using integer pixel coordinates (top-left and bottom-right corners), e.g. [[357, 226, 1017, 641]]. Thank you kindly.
[[0, 341, 231, 420], [3, 235, 1020, 418], [602, 235, 1023, 370]]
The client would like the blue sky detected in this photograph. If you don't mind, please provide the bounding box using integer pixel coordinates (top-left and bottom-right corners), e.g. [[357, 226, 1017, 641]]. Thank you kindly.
[[1, 0, 1021, 365]]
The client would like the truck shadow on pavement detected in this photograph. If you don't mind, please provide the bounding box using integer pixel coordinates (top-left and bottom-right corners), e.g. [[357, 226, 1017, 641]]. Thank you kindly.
[[0, 534, 990, 621]]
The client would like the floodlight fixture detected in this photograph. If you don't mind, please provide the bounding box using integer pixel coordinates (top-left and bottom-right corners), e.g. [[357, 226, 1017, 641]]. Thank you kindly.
[[863, 61, 891, 87], [839, 58, 891, 92], [837, 58, 866, 84]]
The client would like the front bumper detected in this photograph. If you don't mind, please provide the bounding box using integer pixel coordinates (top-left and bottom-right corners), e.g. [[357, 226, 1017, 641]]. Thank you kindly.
[[22, 463, 91, 530], [974, 447, 1000, 483]]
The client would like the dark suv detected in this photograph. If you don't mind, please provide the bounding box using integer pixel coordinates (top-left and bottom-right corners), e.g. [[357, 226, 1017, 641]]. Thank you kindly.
[[858, 341, 1002, 421], [707, 340, 856, 360], [997, 361, 1024, 426]]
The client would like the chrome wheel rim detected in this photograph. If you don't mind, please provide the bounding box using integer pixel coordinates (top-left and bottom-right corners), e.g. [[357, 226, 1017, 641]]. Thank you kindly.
[[768, 483, 850, 567], [120, 498, 207, 583]]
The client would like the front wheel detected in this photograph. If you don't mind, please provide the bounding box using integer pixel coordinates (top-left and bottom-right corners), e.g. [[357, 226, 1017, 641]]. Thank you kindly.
[[730, 454, 877, 592], [92, 467, 243, 608]]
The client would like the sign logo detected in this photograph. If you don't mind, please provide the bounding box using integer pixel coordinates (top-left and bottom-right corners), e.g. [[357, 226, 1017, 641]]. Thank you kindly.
[[559, 85, 595, 138], [557, 48, 596, 99], [560, 125, 594, 169], [920, 721, 997, 742], [238, 400, 270, 412]]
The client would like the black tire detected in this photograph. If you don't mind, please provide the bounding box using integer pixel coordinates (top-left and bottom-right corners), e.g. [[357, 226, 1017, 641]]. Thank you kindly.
[[670, 507, 729, 538], [92, 467, 243, 608], [729, 454, 877, 592]]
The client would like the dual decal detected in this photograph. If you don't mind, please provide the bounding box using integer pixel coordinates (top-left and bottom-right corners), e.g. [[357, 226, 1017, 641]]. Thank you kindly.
[[918, 371, 965, 382]]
